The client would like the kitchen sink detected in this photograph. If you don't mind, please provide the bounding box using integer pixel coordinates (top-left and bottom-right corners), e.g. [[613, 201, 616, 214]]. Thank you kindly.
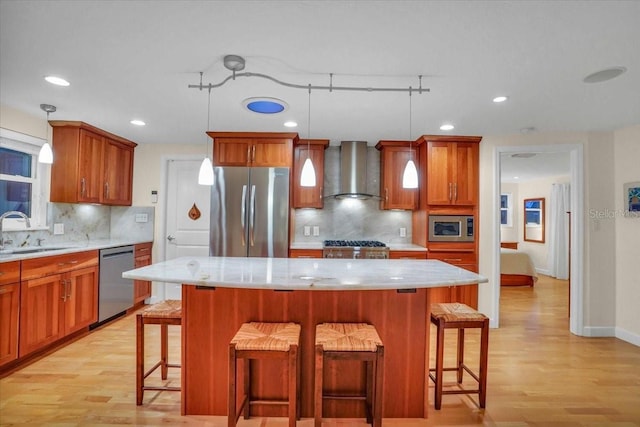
[[0, 246, 72, 255]]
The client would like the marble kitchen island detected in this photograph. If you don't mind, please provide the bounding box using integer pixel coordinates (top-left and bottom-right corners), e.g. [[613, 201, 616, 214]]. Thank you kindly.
[[124, 256, 488, 418]]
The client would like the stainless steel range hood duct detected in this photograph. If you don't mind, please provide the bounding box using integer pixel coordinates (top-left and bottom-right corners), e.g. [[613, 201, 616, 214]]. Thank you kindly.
[[333, 141, 377, 199]]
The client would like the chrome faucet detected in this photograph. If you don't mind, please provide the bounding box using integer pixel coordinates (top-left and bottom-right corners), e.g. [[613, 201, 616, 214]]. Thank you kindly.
[[0, 211, 31, 250]]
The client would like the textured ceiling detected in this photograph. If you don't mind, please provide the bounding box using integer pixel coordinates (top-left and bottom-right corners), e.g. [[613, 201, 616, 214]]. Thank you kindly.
[[1, 1, 639, 147]]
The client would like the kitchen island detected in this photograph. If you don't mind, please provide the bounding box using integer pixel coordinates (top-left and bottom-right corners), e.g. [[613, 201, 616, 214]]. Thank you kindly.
[[124, 256, 488, 418]]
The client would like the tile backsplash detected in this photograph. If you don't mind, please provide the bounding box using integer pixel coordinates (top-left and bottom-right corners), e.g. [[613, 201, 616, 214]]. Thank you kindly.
[[293, 146, 412, 244], [3, 203, 154, 247]]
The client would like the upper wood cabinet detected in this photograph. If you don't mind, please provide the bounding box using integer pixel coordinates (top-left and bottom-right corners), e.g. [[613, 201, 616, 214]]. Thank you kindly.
[[206, 132, 297, 167], [49, 121, 137, 206], [293, 139, 329, 209], [375, 140, 418, 210], [421, 135, 481, 206]]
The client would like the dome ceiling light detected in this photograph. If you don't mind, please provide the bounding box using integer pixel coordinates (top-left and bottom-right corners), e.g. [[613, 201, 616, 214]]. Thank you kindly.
[[583, 66, 627, 83], [243, 97, 288, 114]]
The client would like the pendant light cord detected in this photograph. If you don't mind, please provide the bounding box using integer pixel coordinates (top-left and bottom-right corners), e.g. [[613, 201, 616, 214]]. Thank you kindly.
[[307, 84, 312, 150], [409, 86, 413, 159]]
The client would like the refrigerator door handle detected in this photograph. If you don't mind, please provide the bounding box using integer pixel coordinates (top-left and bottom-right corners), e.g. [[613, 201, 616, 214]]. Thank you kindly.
[[249, 184, 256, 247], [241, 185, 247, 247]]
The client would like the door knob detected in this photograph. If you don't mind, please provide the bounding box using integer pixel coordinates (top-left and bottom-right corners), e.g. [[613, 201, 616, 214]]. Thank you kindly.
[[167, 235, 176, 242]]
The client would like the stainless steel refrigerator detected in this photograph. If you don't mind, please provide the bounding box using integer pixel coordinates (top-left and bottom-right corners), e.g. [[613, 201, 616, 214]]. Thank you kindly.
[[210, 167, 289, 257]]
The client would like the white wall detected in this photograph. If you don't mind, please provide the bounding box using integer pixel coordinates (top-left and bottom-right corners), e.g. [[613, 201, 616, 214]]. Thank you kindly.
[[614, 125, 640, 344]]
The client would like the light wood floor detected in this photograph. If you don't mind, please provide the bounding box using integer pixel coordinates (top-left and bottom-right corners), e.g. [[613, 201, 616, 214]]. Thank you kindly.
[[2, 276, 640, 426]]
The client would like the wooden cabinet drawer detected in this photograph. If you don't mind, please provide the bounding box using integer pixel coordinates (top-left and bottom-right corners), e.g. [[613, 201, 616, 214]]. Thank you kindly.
[[21, 250, 99, 280], [135, 242, 152, 258], [289, 249, 323, 258], [390, 251, 427, 259], [0, 261, 20, 285], [427, 250, 476, 265]]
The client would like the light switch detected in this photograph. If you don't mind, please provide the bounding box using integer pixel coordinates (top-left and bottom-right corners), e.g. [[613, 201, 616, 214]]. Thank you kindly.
[[135, 213, 149, 223], [304, 226, 311, 236], [399, 227, 406, 237], [53, 223, 64, 235], [313, 226, 320, 236]]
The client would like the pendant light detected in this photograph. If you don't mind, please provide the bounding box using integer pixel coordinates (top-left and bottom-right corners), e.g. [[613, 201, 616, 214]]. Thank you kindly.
[[402, 87, 418, 189], [300, 84, 316, 187], [38, 104, 56, 164], [198, 82, 214, 186]]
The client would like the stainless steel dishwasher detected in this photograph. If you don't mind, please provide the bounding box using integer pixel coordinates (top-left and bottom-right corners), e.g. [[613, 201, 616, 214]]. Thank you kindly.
[[98, 245, 135, 323]]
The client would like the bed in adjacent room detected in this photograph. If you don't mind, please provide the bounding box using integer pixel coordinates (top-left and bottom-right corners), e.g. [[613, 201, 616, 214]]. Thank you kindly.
[[500, 247, 538, 286]]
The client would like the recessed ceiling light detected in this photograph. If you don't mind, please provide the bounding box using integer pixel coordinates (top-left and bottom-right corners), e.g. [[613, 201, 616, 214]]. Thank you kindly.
[[440, 124, 455, 131], [130, 119, 146, 126], [520, 126, 536, 134], [583, 66, 627, 83], [44, 76, 70, 86], [284, 121, 298, 128], [493, 96, 508, 103], [243, 97, 288, 114], [513, 176, 519, 180]]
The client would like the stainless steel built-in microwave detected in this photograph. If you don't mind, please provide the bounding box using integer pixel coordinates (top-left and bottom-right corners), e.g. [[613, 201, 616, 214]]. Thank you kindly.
[[428, 215, 475, 242]]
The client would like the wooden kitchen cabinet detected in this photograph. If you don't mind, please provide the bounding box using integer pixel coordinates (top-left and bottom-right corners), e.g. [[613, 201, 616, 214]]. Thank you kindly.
[[376, 141, 418, 210], [389, 250, 427, 259], [427, 247, 478, 308], [133, 242, 152, 304], [19, 251, 98, 357], [49, 121, 137, 206], [293, 139, 329, 208], [0, 261, 20, 367], [421, 135, 481, 206], [207, 132, 297, 167], [289, 248, 323, 258]]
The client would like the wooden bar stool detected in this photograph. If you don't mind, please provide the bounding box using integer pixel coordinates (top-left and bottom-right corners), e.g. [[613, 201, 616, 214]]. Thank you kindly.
[[429, 302, 489, 410], [136, 299, 182, 405], [314, 323, 384, 427], [228, 322, 301, 427]]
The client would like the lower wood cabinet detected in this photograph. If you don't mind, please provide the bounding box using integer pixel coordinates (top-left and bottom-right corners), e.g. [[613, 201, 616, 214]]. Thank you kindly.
[[289, 248, 323, 258], [427, 249, 478, 308], [133, 243, 152, 304], [0, 261, 20, 367], [389, 250, 427, 259], [18, 251, 98, 358]]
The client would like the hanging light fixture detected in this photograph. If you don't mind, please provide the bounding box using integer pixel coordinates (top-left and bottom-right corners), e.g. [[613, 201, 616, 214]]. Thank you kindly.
[[38, 104, 56, 164], [402, 87, 418, 189], [300, 84, 316, 187], [198, 80, 214, 186]]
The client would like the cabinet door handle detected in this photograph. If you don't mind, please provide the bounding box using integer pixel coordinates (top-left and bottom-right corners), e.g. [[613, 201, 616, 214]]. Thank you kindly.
[[385, 188, 389, 203], [320, 186, 323, 200], [448, 182, 453, 201], [104, 182, 109, 199], [443, 258, 462, 262], [67, 279, 72, 299], [252, 145, 256, 162], [453, 183, 458, 202], [81, 178, 86, 197], [247, 147, 251, 163], [61, 279, 67, 302]]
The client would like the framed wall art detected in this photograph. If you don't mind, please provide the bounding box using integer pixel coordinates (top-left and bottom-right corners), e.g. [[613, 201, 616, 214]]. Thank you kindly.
[[623, 181, 640, 214]]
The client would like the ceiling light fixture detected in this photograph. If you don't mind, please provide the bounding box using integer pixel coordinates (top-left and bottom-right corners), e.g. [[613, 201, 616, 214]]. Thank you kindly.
[[284, 121, 298, 128], [300, 84, 316, 187], [402, 86, 418, 189], [198, 73, 214, 186], [493, 96, 508, 103], [38, 103, 56, 164], [130, 119, 146, 126], [190, 55, 429, 95], [243, 97, 288, 114], [583, 66, 627, 83], [440, 124, 455, 131], [44, 76, 70, 87]]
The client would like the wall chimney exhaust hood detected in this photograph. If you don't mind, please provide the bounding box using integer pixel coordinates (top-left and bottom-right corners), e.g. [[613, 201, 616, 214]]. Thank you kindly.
[[332, 141, 378, 200]]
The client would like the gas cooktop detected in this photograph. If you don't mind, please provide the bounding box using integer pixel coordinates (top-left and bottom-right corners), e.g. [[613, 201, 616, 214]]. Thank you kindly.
[[323, 240, 387, 248]]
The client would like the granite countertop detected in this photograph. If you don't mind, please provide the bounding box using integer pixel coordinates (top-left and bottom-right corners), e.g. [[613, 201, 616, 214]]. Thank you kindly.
[[289, 242, 427, 251], [0, 239, 153, 262], [123, 256, 486, 291]]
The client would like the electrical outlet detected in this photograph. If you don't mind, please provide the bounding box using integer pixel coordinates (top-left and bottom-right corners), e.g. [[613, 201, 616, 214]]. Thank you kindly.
[[313, 226, 320, 236], [53, 223, 64, 235], [304, 226, 311, 236], [135, 213, 149, 223], [399, 227, 406, 237]]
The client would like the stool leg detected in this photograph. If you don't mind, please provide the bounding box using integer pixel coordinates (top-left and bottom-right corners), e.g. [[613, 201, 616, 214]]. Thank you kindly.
[[366, 359, 373, 424], [457, 328, 465, 384], [479, 320, 489, 408], [160, 323, 168, 379], [228, 345, 237, 427], [136, 315, 144, 405], [314, 345, 323, 427], [373, 346, 384, 427], [288, 345, 298, 427], [243, 359, 251, 419], [296, 346, 301, 420], [434, 321, 445, 410]]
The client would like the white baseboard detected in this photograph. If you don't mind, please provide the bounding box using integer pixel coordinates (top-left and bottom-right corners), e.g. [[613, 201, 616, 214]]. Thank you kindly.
[[582, 326, 615, 337], [536, 268, 550, 276], [615, 327, 640, 347]]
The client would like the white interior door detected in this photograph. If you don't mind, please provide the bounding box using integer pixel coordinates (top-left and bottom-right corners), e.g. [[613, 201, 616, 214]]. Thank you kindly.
[[164, 159, 211, 299]]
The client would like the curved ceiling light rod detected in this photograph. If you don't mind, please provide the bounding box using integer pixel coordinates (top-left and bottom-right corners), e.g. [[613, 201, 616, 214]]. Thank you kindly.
[[190, 71, 429, 94]]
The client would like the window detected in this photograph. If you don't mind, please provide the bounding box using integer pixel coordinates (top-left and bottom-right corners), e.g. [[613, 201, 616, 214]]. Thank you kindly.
[[0, 129, 49, 229], [500, 193, 512, 226], [524, 199, 542, 225]]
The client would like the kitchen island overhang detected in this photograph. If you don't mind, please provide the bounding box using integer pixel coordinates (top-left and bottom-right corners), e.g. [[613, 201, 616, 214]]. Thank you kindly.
[[124, 257, 488, 418]]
